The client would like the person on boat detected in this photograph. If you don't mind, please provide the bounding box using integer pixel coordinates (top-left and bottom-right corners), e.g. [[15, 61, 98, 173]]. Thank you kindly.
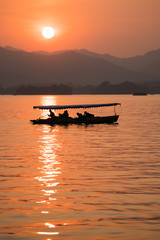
[[84, 111, 94, 118], [59, 110, 69, 118], [77, 112, 83, 118], [48, 109, 56, 118], [64, 110, 69, 118]]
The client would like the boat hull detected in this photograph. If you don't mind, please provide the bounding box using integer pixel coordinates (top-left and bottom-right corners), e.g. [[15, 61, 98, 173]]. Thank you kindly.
[[30, 115, 119, 125]]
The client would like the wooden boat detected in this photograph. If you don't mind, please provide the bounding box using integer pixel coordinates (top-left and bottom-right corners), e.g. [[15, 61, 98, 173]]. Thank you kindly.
[[30, 103, 121, 125], [133, 92, 148, 96]]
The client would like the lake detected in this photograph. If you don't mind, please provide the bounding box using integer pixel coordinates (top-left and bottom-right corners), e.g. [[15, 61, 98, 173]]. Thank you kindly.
[[0, 94, 160, 240]]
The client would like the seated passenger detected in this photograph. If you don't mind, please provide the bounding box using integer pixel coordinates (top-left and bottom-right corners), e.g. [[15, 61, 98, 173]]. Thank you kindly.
[[84, 111, 94, 118], [59, 110, 69, 118], [48, 109, 55, 118], [77, 112, 83, 118], [63, 110, 69, 118]]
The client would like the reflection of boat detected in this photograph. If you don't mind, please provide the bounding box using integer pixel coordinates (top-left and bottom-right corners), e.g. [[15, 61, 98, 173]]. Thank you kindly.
[[30, 103, 121, 125]]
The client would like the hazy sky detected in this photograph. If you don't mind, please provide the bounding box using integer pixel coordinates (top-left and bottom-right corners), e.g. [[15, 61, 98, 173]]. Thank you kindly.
[[0, 0, 160, 57]]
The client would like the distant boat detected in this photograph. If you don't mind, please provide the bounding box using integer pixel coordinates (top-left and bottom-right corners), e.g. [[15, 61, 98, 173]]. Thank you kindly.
[[30, 103, 121, 125], [133, 92, 148, 96]]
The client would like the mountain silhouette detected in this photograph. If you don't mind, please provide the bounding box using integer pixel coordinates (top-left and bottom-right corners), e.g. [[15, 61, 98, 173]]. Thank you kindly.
[[0, 46, 159, 88], [77, 48, 160, 74]]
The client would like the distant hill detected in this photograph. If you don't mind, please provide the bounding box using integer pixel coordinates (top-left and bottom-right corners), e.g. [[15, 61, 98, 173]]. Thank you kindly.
[[78, 48, 160, 77], [139, 60, 160, 77], [4, 45, 23, 52], [0, 46, 159, 88]]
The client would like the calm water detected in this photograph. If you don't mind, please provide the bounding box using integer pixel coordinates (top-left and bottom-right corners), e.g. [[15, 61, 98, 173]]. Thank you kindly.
[[0, 94, 160, 240]]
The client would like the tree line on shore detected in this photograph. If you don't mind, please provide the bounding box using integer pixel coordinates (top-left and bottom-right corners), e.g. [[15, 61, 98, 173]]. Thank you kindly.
[[0, 80, 160, 95]]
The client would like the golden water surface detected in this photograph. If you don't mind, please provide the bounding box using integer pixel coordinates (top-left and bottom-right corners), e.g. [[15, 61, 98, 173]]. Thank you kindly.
[[0, 94, 160, 240]]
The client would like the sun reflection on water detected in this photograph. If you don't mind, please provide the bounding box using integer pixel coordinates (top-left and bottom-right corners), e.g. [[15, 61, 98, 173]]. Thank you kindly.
[[35, 125, 61, 236], [35, 126, 61, 194], [37, 231, 59, 235]]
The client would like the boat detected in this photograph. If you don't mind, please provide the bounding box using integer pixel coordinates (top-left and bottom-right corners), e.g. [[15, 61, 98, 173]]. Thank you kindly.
[[30, 103, 121, 125], [133, 92, 148, 96]]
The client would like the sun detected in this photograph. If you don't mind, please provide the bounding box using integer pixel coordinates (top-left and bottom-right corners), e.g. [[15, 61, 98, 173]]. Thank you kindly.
[[42, 26, 55, 39]]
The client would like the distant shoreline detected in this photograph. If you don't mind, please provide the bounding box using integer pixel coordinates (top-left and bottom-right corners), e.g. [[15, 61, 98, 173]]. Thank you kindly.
[[1, 80, 160, 95]]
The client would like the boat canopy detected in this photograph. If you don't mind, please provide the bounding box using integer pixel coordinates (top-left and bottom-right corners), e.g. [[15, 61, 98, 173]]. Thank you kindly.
[[33, 103, 121, 110]]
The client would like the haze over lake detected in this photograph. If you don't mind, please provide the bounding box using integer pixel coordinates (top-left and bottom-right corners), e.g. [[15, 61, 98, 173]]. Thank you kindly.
[[0, 94, 160, 240]]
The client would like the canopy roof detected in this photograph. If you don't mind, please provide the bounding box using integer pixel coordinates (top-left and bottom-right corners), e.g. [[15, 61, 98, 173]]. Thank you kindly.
[[33, 103, 121, 110]]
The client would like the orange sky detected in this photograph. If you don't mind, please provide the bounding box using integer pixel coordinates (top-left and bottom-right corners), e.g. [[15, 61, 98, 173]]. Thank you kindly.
[[0, 0, 160, 57]]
